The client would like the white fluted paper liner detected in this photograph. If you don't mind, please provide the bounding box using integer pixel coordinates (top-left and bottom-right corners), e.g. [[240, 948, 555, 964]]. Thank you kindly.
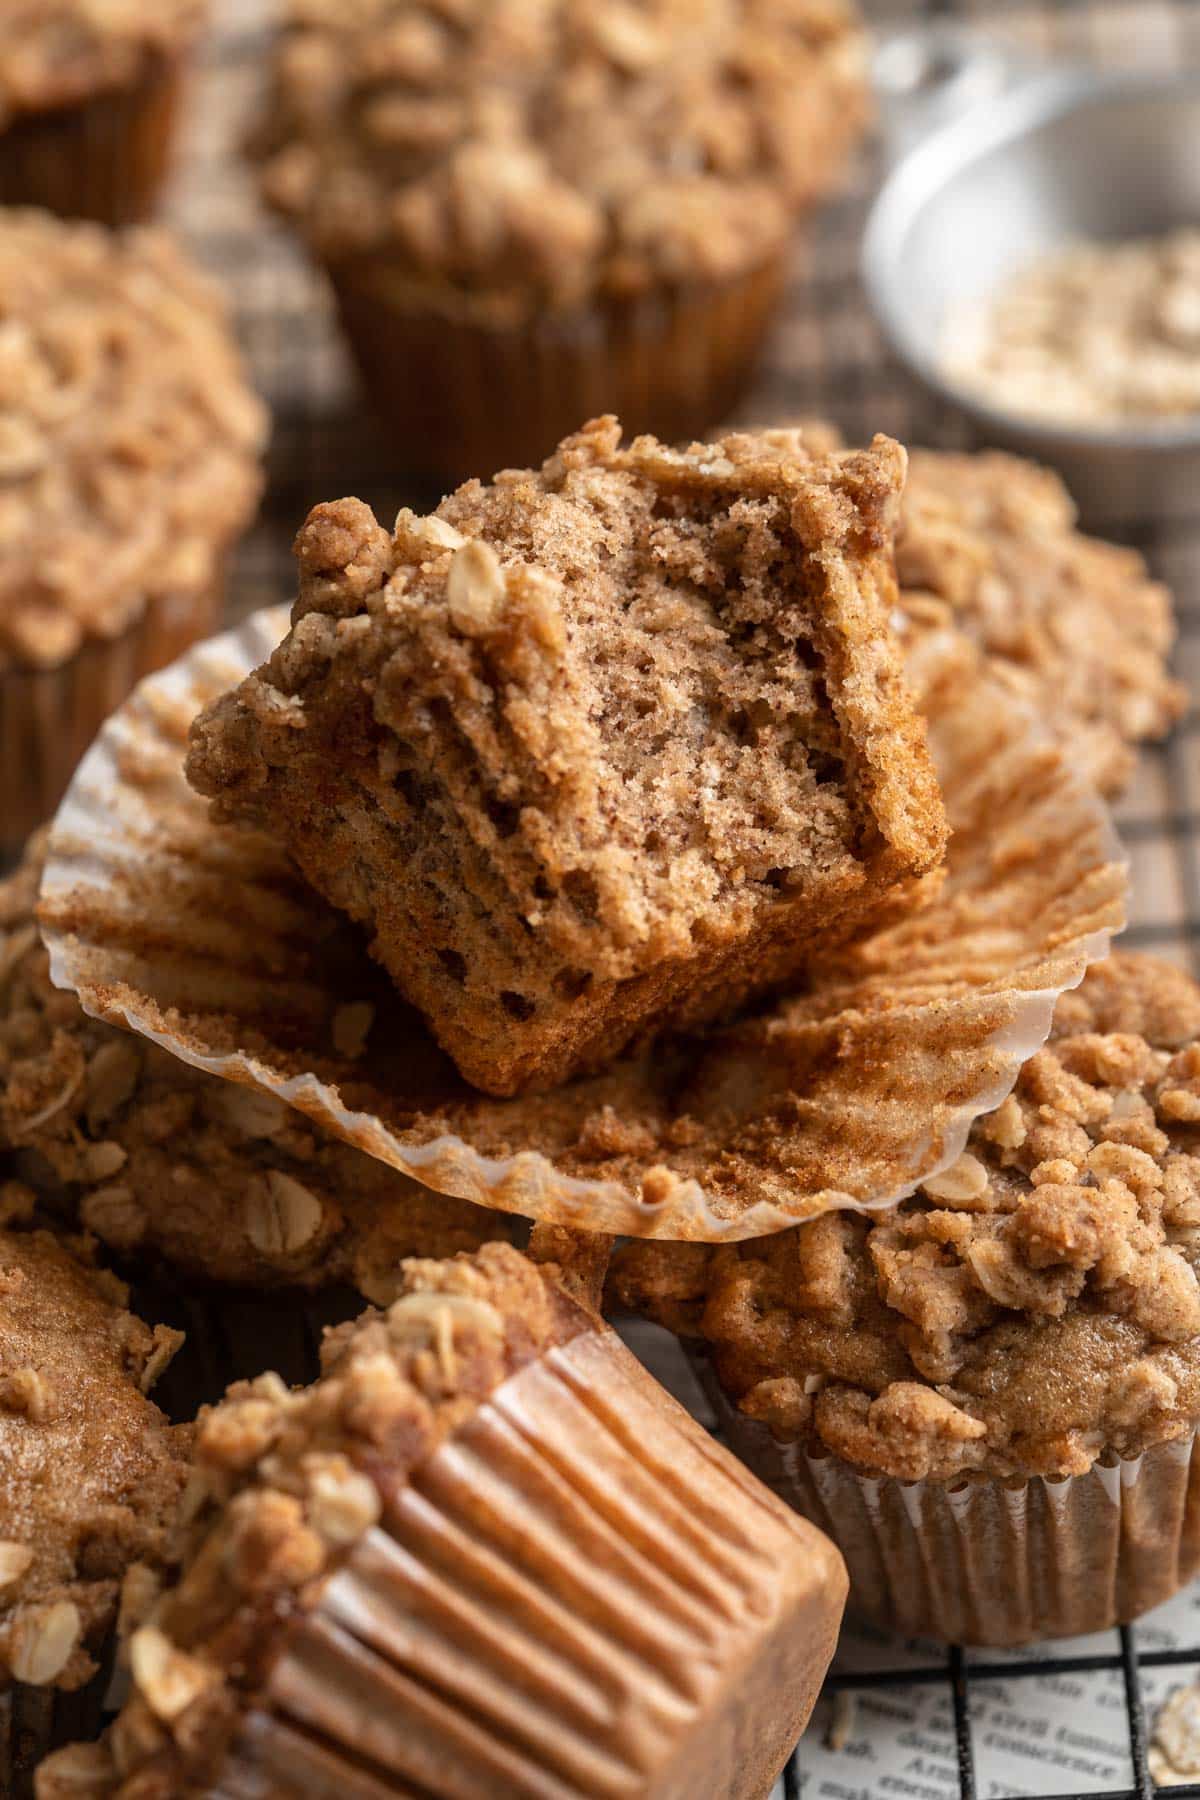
[[698, 1360, 1200, 1648], [208, 1331, 845, 1799], [39, 611, 1126, 1241]]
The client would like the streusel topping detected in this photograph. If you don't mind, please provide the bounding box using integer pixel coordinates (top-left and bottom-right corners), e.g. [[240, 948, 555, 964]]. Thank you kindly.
[[612, 954, 1200, 1482], [255, 0, 870, 308], [898, 446, 1185, 794], [0, 1, 204, 124], [0, 836, 510, 1297], [0, 1213, 189, 1692], [0, 211, 265, 674]]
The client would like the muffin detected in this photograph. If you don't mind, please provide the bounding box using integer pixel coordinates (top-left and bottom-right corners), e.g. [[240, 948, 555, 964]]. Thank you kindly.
[[611, 952, 1200, 1646], [0, 4, 205, 225], [41, 1243, 848, 1798], [0, 1206, 190, 1789], [186, 419, 946, 1097], [253, 0, 871, 480], [898, 446, 1186, 796], [0, 835, 512, 1300], [0, 212, 266, 856]]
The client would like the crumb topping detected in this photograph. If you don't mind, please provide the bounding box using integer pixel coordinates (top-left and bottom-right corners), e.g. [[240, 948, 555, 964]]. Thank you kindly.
[[0, 212, 265, 674], [40, 1246, 584, 1792], [898, 446, 1185, 795], [0, 835, 511, 1296], [254, 0, 870, 307], [611, 954, 1200, 1482], [0, 1221, 189, 1692], [0, 1, 204, 123]]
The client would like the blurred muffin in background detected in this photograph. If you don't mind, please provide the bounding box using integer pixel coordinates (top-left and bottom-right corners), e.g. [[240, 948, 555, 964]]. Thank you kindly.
[[253, 0, 872, 481], [0, 211, 266, 856], [0, 2, 206, 225]]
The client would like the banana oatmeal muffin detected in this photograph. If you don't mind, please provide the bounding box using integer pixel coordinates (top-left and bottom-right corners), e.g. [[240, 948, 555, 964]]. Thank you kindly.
[[42, 1243, 847, 1799], [0, 1210, 189, 1701], [612, 952, 1200, 1645], [0, 836, 510, 1299], [0, 211, 266, 854], [186, 418, 946, 1097], [0, 3, 205, 224], [253, 0, 871, 478]]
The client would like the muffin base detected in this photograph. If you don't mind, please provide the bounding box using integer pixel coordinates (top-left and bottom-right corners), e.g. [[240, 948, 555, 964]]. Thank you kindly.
[[329, 255, 790, 483], [2, 576, 225, 858], [214, 1329, 846, 1799], [0, 53, 184, 226], [701, 1361, 1200, 1648]]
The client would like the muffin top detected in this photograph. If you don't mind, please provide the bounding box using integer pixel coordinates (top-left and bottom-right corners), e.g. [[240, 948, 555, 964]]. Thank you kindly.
[[0, 1209, 189, 1692], [255, 0, 870, 310], [898, 446, 1185, 796], [0, 212, 266, 677], [0, 835, 512, 1297], [42, 1245, 586, 1792], [0, 2, 205, 125], [612, 953, 1200, 1483]]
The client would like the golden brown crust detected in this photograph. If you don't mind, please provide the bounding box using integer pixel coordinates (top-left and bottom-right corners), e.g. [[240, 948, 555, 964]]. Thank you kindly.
[[254, 0, 870, 308], [0, 212, 265, 675], [186, 417, 946, 1096], [0, 1, 203, 123], [0, 834, 512, 1295], [611, 953, 1200, 1483], [0, 1221, 189, 1694]]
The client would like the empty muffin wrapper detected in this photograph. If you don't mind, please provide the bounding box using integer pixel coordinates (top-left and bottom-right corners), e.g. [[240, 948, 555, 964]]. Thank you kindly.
[[39, 609, 1126, 1241], [697, 1359, 1200, 1649]]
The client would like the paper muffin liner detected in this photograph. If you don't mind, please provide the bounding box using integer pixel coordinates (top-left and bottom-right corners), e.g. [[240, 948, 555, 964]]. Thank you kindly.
[[698, 1358, 1200, 1648], [210, 1328, 845, 1800], [328, 252, 789, 483], [39, 612, 1126, 1241], [2, 571, 225, 857], [0, 53, 185, 227]]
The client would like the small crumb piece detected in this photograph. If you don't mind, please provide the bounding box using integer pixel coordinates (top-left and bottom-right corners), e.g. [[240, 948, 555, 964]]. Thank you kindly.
[[1151, 1681, 1200, 1786]]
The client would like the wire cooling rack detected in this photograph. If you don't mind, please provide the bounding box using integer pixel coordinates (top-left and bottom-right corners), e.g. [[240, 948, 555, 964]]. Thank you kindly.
[[152, 1, 1200, 1796]]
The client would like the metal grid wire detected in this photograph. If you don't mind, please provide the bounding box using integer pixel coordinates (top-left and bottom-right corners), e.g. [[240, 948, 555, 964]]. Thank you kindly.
[[159, 2, 1200, 1797]]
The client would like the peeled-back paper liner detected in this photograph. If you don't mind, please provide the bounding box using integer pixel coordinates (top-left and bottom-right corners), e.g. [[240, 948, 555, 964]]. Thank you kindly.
[[697, 1358, 1200, 1649], [39, 609, 1127, 1241], [208, 1330, 844, 1800]]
